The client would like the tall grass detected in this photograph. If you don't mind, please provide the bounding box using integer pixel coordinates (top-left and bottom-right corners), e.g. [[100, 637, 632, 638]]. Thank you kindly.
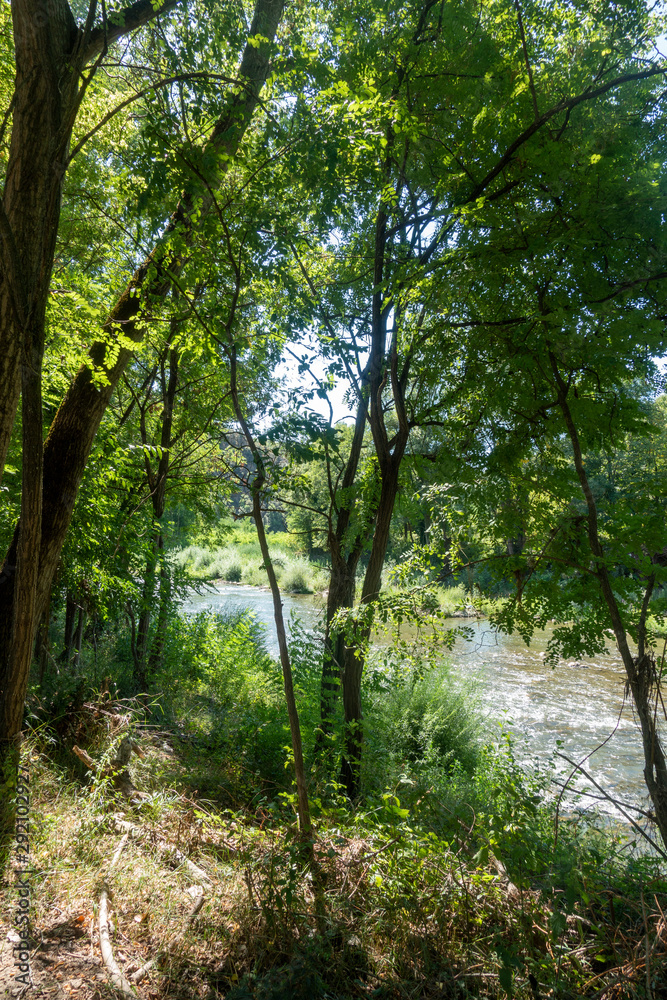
[[172, 542, 330, 593], [362, 662, 482, 794], [173, 540, 486, 618]]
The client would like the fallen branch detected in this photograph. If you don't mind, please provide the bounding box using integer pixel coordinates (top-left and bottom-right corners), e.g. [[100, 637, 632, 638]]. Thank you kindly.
[[73, 745, 96, 770], [153, 840, 213, 886], [189, 892, 205, 918], [130, 958, 155, 983], [73, 740, 146, 799], [108, 815, 213, 885], [99, 833, 135, 998]]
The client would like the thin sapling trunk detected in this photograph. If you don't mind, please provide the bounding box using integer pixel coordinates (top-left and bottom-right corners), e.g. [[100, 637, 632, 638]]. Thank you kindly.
[[228, 346, 312, 840]]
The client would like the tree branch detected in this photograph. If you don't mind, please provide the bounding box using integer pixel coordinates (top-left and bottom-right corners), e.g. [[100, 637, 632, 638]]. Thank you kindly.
[[81, 0, 184, 63]]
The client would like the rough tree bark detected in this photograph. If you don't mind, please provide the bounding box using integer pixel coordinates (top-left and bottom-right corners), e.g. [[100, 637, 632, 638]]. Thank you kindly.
[[0, 0, 182, 482], [1, 0, 186, 861]]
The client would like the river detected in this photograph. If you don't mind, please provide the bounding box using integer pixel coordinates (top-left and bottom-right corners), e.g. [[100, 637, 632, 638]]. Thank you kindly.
[[183, 582, 650, 822]]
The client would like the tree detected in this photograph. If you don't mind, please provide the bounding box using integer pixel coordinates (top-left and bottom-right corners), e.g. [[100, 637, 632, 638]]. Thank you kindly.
[[414, 113, 667, 840], [274, 0, 667, 794], [0, 0, 285, 862]]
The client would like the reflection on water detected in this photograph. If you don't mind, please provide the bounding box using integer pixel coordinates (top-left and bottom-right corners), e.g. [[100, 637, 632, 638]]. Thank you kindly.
[[183, 583, 650, 819]]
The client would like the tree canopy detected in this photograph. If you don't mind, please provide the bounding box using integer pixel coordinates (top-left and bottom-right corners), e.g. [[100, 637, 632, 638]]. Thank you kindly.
[[2, 0, 667, 855]]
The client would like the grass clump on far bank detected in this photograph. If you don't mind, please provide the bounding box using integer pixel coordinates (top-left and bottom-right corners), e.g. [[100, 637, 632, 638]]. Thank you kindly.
[[172, 541, 329, 594]]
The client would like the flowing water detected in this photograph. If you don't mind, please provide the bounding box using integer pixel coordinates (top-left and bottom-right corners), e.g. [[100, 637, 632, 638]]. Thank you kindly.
[[183, 582, 651, 821]]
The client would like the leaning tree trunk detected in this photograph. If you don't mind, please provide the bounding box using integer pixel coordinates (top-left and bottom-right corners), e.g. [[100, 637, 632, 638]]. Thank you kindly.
[[551, 352, 667, 848], [229, 345, 312, 842]]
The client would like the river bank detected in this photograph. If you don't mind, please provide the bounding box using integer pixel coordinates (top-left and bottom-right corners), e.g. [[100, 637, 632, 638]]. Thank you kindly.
[[4, 692, 665, 1000], [182, 580, 649, 826]]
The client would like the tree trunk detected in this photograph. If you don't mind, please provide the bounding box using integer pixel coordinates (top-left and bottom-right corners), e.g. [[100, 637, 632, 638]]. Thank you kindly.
[[133, 334, 179, 688], [0, 331, 44, 850], [340, 454, 405, 797], [318, 392, 368, 742], [0, 0, 187, 868], [229, 346, 312, 842], [133, 539, 159, 691], [320, 555, 358, 740], [550, 352, 667, 848], [0, 0, 82, 863], [148, 534, 170, 673], [0, 0, 78, 480], [72, 604, 85, 669], [36, 591, 51, 688]]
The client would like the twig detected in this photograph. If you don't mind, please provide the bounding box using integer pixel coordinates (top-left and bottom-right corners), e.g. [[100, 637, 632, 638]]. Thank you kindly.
[[553, 698, 625, 850], [550, 778, 655, 822], [99, 833, 135, 997], [350, 837, 401, 865], [641, 888, 653, 1000], [554, 752, 667, 860]]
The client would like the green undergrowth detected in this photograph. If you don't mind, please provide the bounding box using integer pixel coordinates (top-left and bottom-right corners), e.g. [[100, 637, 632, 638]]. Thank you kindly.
[[7, 694, 667, 1000], [9, 609, 667, 999]]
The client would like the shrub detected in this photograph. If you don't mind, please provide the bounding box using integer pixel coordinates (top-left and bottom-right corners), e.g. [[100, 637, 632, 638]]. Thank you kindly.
[[215, 552, 243, 582], [191, 546, 215, 572], [363, 665, 481, 794], [242, 562, 271, 587], [151, 609, 293, 791], [282, 566, 311, 594]]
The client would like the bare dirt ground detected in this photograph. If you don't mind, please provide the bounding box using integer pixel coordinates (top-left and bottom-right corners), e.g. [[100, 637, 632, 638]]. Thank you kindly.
[[0, 902, 159, 999]]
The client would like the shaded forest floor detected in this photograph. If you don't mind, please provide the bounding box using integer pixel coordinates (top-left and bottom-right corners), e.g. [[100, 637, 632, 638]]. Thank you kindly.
[[2, 698, 667, 1000]]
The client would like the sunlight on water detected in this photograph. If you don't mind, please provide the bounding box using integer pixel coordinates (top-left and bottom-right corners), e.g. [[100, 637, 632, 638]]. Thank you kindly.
[[183, 583, 652, 824], [448, 621, 646, 822]]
